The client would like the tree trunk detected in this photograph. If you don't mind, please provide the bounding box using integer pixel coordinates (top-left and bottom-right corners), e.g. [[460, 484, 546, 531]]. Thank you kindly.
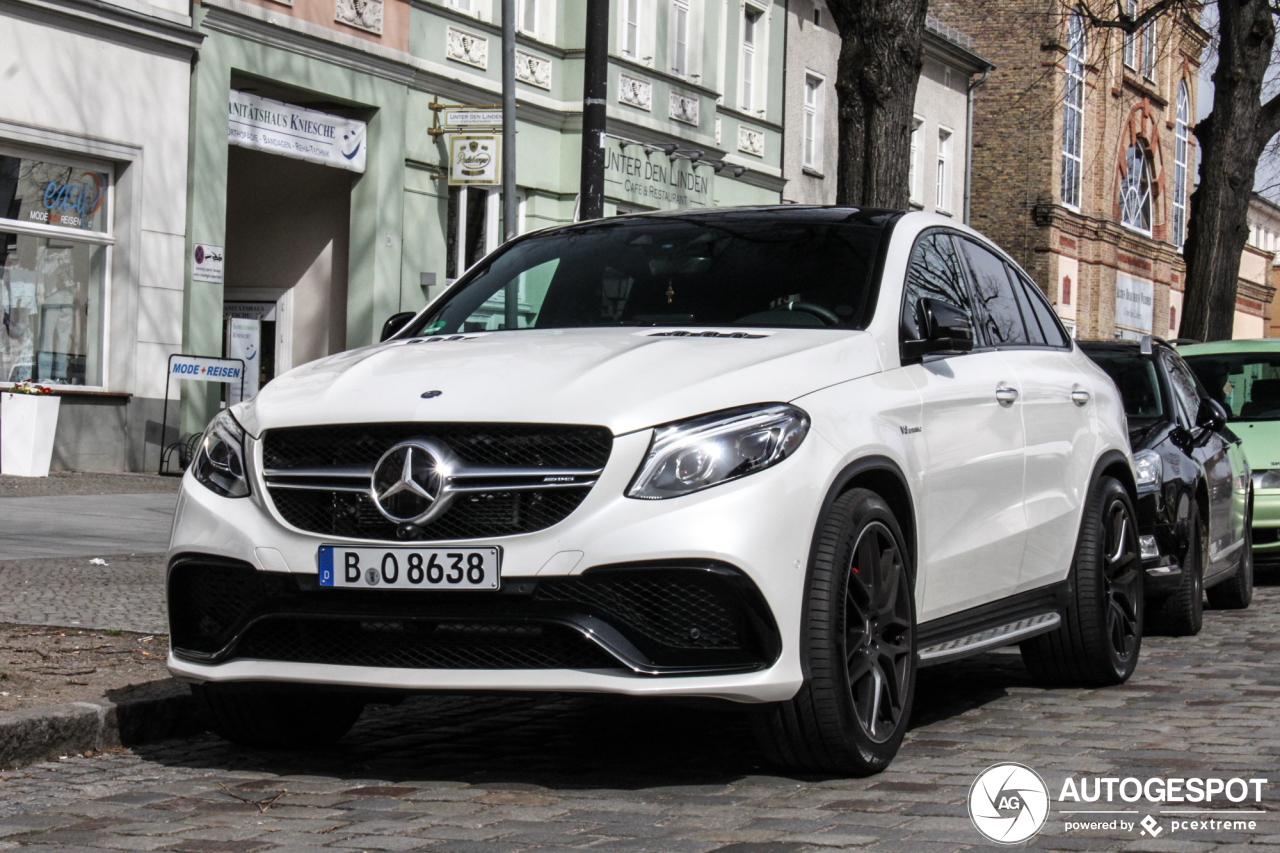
[[827, 0, 929, 208], [1181, 0, 1276, 342]]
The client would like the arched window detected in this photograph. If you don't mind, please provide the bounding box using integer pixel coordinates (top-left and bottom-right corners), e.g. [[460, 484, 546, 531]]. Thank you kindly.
[[1173, 81, 1190, 248], [1121, 142, 1154, 233], [1061, 11, 1087, 209]]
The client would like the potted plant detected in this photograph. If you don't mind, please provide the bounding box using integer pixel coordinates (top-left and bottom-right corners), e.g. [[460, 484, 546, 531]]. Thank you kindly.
[[1, 382, 61, 477]]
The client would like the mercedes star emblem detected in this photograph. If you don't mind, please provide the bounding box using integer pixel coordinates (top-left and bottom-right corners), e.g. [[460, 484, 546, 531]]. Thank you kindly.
[[370, 440, 453, 525]]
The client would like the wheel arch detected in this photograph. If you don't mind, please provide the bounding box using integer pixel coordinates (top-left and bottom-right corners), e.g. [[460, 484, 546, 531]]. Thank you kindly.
[[1094, 448, 1138, 503]]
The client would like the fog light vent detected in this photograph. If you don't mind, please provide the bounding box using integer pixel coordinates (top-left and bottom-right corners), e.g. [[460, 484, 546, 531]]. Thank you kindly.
[[1139, 535, 1160, 560]]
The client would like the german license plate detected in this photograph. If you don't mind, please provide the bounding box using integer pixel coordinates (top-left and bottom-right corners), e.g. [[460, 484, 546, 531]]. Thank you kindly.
[[318, 545, 500, 590]]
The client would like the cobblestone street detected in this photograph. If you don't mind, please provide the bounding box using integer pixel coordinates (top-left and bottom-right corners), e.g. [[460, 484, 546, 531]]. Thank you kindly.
[[1, 583, 1278, 852]]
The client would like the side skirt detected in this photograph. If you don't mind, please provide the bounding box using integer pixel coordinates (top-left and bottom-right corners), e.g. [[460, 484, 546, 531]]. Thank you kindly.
[[916, 583, 1069, 668]]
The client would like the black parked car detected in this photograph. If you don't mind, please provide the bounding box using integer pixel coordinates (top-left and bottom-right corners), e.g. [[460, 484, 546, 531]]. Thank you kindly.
[[1081, 338, 1252, 636]]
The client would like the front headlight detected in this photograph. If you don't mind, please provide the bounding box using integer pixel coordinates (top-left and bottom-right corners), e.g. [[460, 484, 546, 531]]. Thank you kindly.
[[1133, 449, 1162, 489], [193, 410, 250, 498], [626, 404, 810, 500], [1253, 469, 1280, 491]]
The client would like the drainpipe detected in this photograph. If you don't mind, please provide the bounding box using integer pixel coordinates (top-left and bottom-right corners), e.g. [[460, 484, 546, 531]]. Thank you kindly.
[[964, 66, 990, 226]]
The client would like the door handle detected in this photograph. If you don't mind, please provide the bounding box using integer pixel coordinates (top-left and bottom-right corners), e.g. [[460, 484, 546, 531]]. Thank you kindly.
[[1071, 388, 1091, 407], [995, 385, 1019, 406]]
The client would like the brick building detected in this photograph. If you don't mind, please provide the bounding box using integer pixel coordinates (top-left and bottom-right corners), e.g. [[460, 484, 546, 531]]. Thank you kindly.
[[936, 0, 1209, 340]]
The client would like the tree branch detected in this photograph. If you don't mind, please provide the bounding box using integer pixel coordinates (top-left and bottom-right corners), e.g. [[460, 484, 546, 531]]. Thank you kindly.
[[1076, 0, 1193, 34]]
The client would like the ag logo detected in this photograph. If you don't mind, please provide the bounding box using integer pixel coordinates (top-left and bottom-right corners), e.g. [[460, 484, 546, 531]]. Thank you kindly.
[[968, 762, 1050, 844]]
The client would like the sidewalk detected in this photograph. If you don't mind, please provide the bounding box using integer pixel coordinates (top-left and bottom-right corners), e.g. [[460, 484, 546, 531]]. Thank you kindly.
[[0, 472, 193, 768]]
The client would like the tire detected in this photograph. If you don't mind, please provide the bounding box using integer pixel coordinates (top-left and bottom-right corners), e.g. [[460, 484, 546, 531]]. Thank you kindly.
[[193, 683, 365, 748], [752, 488, 916, 775], [1020, 475, 1143, 686], [1207, 517, 1254, 611], [1147, 500, 1204, 636]]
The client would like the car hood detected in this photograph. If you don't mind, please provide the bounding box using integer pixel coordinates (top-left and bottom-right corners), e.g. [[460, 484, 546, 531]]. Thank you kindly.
[[1230, 419, 1280, 470], [234, 327, 883, 437]]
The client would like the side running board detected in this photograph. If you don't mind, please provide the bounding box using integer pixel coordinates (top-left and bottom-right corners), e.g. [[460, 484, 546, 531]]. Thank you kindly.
[[917, 612, 1061, 667]]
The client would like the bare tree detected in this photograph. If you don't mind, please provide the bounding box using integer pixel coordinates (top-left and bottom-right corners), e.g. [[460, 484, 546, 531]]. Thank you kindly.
[[826, 0, 930, 208]]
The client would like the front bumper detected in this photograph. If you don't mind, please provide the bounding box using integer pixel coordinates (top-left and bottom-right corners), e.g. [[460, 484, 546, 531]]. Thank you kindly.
[[1252, 490, 1280, 562], [1136, 488, 1184, 595], [167, 428, 843, 703]]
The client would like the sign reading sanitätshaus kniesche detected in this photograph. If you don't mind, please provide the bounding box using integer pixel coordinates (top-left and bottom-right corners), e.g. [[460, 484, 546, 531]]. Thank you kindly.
[[227, 90, 367, 174]]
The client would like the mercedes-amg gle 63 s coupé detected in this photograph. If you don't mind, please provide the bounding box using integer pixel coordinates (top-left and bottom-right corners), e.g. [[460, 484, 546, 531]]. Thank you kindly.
[[168, 208, 1139, 774]]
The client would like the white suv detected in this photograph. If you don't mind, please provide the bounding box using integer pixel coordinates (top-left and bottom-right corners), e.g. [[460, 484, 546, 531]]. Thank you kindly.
[[168, 208, 1139, 773]]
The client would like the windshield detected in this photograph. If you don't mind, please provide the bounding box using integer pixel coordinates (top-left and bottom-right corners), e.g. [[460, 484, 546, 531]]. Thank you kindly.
[[404, 213, 891, 336], [1183, 352, 1280, 421], [1088, 354, 1165, 427]]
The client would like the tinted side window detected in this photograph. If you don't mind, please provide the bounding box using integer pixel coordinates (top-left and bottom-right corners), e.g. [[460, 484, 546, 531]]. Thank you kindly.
[[1163, 350, 1203, 427], [901, 232, 974, 340], [1014, 271, 1070, 347], [960, 239, 1029, 346]]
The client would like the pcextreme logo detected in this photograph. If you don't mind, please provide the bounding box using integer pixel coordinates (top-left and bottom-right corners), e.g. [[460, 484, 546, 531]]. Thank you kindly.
[[968, 763, 1050, 844]]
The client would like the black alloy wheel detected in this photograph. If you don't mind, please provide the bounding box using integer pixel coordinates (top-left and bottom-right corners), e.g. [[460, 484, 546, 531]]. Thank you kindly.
[[1148, 500, 1205, 636], [843, 521, 913, 743], [752, 488, 917, 775], [1021, 475, 1143, 686]]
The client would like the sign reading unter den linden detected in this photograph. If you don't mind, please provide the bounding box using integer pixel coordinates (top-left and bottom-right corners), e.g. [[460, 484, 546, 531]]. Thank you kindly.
[[604, 137, 712, 211], [228, 90, 367, 174]]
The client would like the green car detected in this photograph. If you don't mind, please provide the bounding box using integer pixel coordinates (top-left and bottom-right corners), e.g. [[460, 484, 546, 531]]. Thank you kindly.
[[1180, 338, 1280, 564]]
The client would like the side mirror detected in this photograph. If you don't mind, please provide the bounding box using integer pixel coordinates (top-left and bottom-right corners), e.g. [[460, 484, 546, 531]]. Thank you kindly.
[[380, 311, 417, 342], [901, 298, 975, 362], [1197, 397, 1229, 432]]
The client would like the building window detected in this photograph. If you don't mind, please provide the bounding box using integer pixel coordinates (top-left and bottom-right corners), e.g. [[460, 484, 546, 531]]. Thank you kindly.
[[450, 0, 471, 12], [623, 0, 640, 57], [1141, 17, 1157, 80], [672, 0, 689, 77], [803, 73, 824, 171], [1123, 0, 1137, 68], [519, 0, 536, 35], [0, 154, 111, 388], [814, 4, 820, 26], [1062, 10, 1086, 210], [1062, 275, 1072, 305], [741, 6, 761, 110], [936, 127, 953, 213], [1173, 81, 1190, 249], [1171, 305, 1177, 330], [909, 116, 923, 204], [1120, 142, 1154, 234]]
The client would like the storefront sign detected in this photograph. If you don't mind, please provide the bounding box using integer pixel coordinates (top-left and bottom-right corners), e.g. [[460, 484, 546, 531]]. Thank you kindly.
[[228, 90, 367, 174], [168, 355, 243, 383], [226, 317, 260, 405], [1115, 272, 1154, 333], [193, 244, 224, 284], [449, 135, 500, 185], [603, 137, 712, 211], [443, 109, 502, 128]]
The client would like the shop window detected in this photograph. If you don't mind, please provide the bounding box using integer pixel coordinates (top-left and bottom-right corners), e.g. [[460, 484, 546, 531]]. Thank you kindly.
[[1173, 81, 1189, 248], [0, 154, 110, 387], [1120, 143, 1154, 234], [1061, 10, 1086, 210]]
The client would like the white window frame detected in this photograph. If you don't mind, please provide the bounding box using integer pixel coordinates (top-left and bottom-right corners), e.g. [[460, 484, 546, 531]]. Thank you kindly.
[[802, 72, 824, 172], [1120, 143, 1154, 235], [0, 146, 116, 391], [1141, 16, 1157, 80], [671, 0, 690, 77], [1123, 0, 1137, 69], [741, 5, 761, 111], [909, 115, 924, 205], [519, 0, 537, 36], [1061, 11, 1086, 210], [1173, 81, 1189, 249], [936, 126, 953, 214], [622, 0, 640, 58], [449, 0, 472, 14]]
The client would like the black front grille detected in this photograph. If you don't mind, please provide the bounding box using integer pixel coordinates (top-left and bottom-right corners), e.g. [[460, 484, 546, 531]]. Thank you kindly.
[[263, 423, 612, 470], [168, 557, 781, 675], [237, 618, 618, 670], [261, 423, 612, 541]]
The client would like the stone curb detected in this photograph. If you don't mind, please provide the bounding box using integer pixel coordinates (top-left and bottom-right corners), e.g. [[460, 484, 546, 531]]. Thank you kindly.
[[0, 679, 200, 770]]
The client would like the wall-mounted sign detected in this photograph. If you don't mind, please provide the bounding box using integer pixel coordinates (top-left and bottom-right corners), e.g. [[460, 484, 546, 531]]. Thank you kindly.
[[192, 243, 224, 284], [1115, 272, 1154, 334], [603, 137, 712, 211], [449, 135, 500, 186], [226, 317, 260, 405], [443, 108, 503, 128], [228, 90, 367, 173]]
